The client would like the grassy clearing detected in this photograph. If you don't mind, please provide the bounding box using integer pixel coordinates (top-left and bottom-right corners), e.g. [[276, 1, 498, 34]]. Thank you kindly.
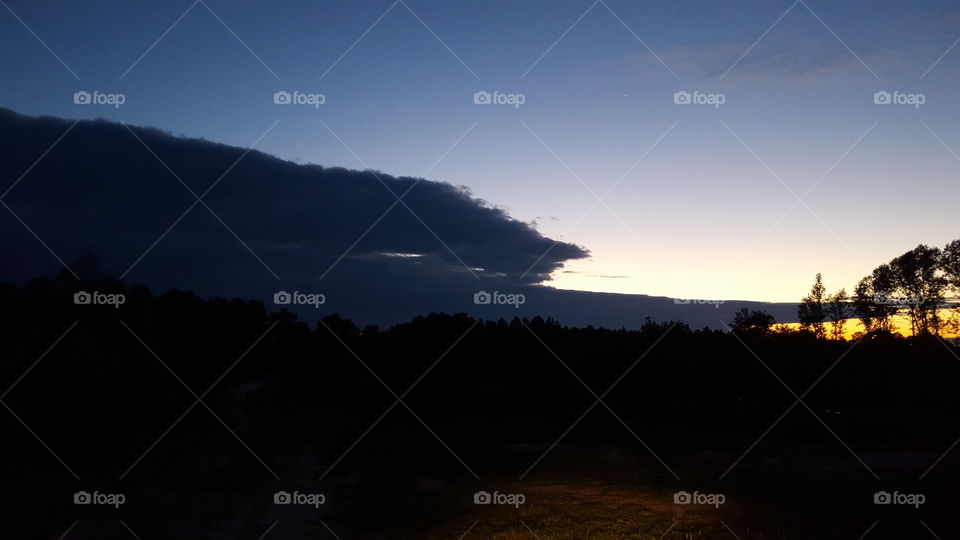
[[420, 481, 789, 539]]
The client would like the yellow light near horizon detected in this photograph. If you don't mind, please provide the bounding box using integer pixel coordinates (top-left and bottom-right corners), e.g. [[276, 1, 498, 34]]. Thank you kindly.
[[781, 309, 960, 340]]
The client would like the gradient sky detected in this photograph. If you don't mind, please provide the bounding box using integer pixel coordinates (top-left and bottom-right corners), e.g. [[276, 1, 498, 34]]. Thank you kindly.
[[2, 0, 958, 302]]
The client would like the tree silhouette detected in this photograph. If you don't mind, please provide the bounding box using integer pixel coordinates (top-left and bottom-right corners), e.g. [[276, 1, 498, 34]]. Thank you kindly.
[[826, 288, 848, 340], [730, 308, 776, 336], [890, 245, 945, 335], [798, 273, 826, 338]]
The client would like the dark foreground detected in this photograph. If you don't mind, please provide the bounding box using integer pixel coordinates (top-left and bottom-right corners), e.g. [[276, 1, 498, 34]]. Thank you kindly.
[[4, 276, 960, 539]]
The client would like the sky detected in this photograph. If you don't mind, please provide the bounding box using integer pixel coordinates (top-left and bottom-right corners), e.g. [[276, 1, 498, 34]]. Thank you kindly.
[[1, 0, 959, 303]]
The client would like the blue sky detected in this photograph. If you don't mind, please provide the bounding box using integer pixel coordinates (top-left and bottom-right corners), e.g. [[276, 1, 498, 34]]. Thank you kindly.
[[2, 0, 959, 301]]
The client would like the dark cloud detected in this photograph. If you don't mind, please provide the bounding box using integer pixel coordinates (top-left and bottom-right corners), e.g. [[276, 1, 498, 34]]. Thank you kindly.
[[0, 108, 586, 306], [0, 108, 798, 328]]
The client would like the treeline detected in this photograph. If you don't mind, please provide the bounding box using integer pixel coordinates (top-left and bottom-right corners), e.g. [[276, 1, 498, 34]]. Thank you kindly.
[[2, 265, 959, 471], [799, 239, 960, 338]]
